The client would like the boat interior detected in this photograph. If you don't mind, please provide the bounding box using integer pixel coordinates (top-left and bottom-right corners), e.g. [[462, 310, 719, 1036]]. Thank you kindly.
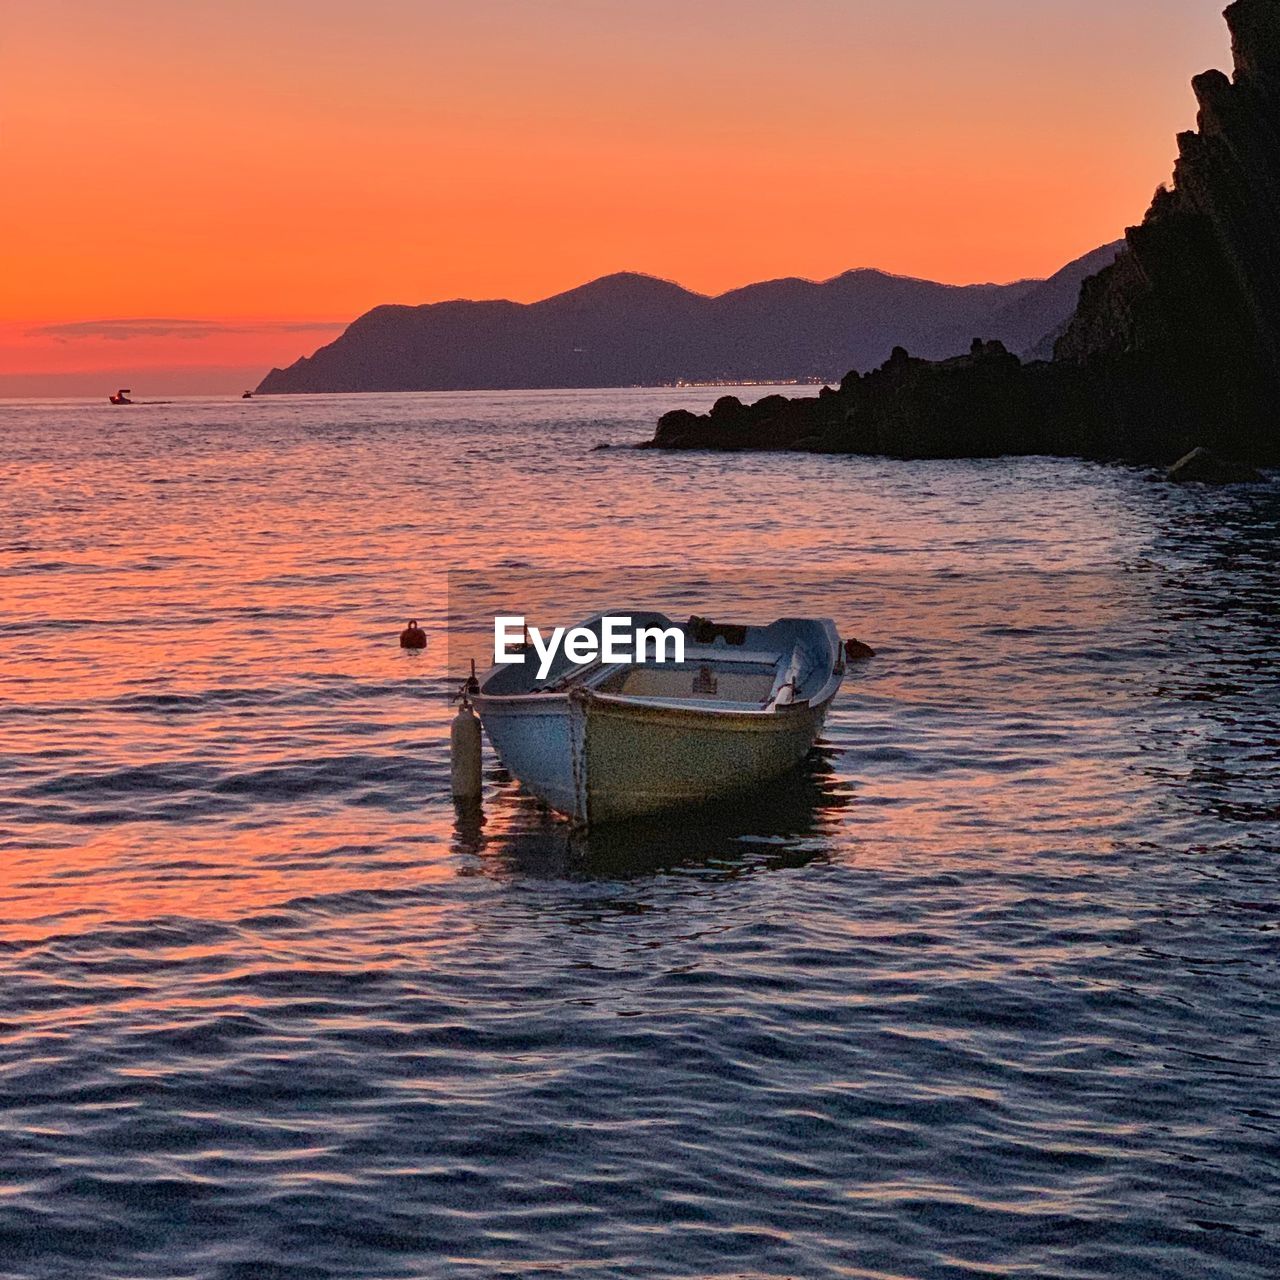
[[595, 659, 778, 704]]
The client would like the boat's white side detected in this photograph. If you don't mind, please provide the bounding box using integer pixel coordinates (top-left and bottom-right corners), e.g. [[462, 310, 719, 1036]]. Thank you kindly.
[[473, 614, 844, 825]]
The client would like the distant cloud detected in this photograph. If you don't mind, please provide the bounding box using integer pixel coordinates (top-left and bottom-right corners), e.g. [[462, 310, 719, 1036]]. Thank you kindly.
[[28, 318, 345, 342]]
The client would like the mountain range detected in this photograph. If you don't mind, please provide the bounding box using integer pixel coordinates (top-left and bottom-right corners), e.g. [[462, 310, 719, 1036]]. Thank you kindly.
[[256, 243, 1121, 394]]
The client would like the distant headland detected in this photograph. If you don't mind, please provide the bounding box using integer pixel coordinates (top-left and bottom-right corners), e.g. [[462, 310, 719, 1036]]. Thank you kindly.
[[255, 246, 1119, 396], [647, 0, 1280, 468]]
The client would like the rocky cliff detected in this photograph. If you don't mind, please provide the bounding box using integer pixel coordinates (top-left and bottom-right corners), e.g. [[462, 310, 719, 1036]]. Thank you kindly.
[[649, 0, 1280, 466]]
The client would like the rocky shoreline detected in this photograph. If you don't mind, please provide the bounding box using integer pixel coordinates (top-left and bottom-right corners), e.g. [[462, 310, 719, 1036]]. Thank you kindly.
[[647, 0, 1280, 470]]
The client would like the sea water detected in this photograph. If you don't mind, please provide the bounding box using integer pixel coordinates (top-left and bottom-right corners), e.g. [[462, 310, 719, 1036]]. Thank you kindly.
[[0, 389, 1277, 1278]]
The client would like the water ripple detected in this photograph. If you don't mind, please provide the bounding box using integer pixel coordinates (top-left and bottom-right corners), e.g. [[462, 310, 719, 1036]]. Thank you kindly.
[[0, 392, 1276, 1278]]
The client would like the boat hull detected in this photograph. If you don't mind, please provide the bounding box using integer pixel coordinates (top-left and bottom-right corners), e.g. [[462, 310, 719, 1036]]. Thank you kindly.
[[477, 690, 831, 825]]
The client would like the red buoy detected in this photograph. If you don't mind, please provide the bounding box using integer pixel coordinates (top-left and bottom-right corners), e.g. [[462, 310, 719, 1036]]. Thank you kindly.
[[400, 619, 427, 650]]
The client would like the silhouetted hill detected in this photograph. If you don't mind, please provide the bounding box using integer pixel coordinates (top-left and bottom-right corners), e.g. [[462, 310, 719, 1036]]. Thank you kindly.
[[256, 253, 1117, 394]]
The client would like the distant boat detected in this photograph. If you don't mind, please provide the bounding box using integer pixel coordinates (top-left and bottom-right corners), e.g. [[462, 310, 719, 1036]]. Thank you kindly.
[[242, 390, 254, 399], [108, 388, 132, 405], [473, 612, 846, 825]]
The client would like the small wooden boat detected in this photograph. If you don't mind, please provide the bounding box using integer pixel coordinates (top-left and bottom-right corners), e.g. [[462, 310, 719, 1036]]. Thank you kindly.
[[108, 388, 132, 405], [473, 612, 846, 825]]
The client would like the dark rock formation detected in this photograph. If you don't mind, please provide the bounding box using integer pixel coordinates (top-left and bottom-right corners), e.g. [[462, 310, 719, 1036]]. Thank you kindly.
[[257, 250, 1116, 395], [650, 340, 1104, 459], [1052, 0, 1280, 463], [647, 1, 1280, 468]]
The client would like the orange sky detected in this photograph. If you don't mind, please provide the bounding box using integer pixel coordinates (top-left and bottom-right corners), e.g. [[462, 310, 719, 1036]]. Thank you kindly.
[[1, 0, 1231, 394]]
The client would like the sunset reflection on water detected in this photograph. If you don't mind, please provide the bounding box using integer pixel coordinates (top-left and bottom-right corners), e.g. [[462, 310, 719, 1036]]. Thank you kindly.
[[0, 390, 1276, 1278]]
